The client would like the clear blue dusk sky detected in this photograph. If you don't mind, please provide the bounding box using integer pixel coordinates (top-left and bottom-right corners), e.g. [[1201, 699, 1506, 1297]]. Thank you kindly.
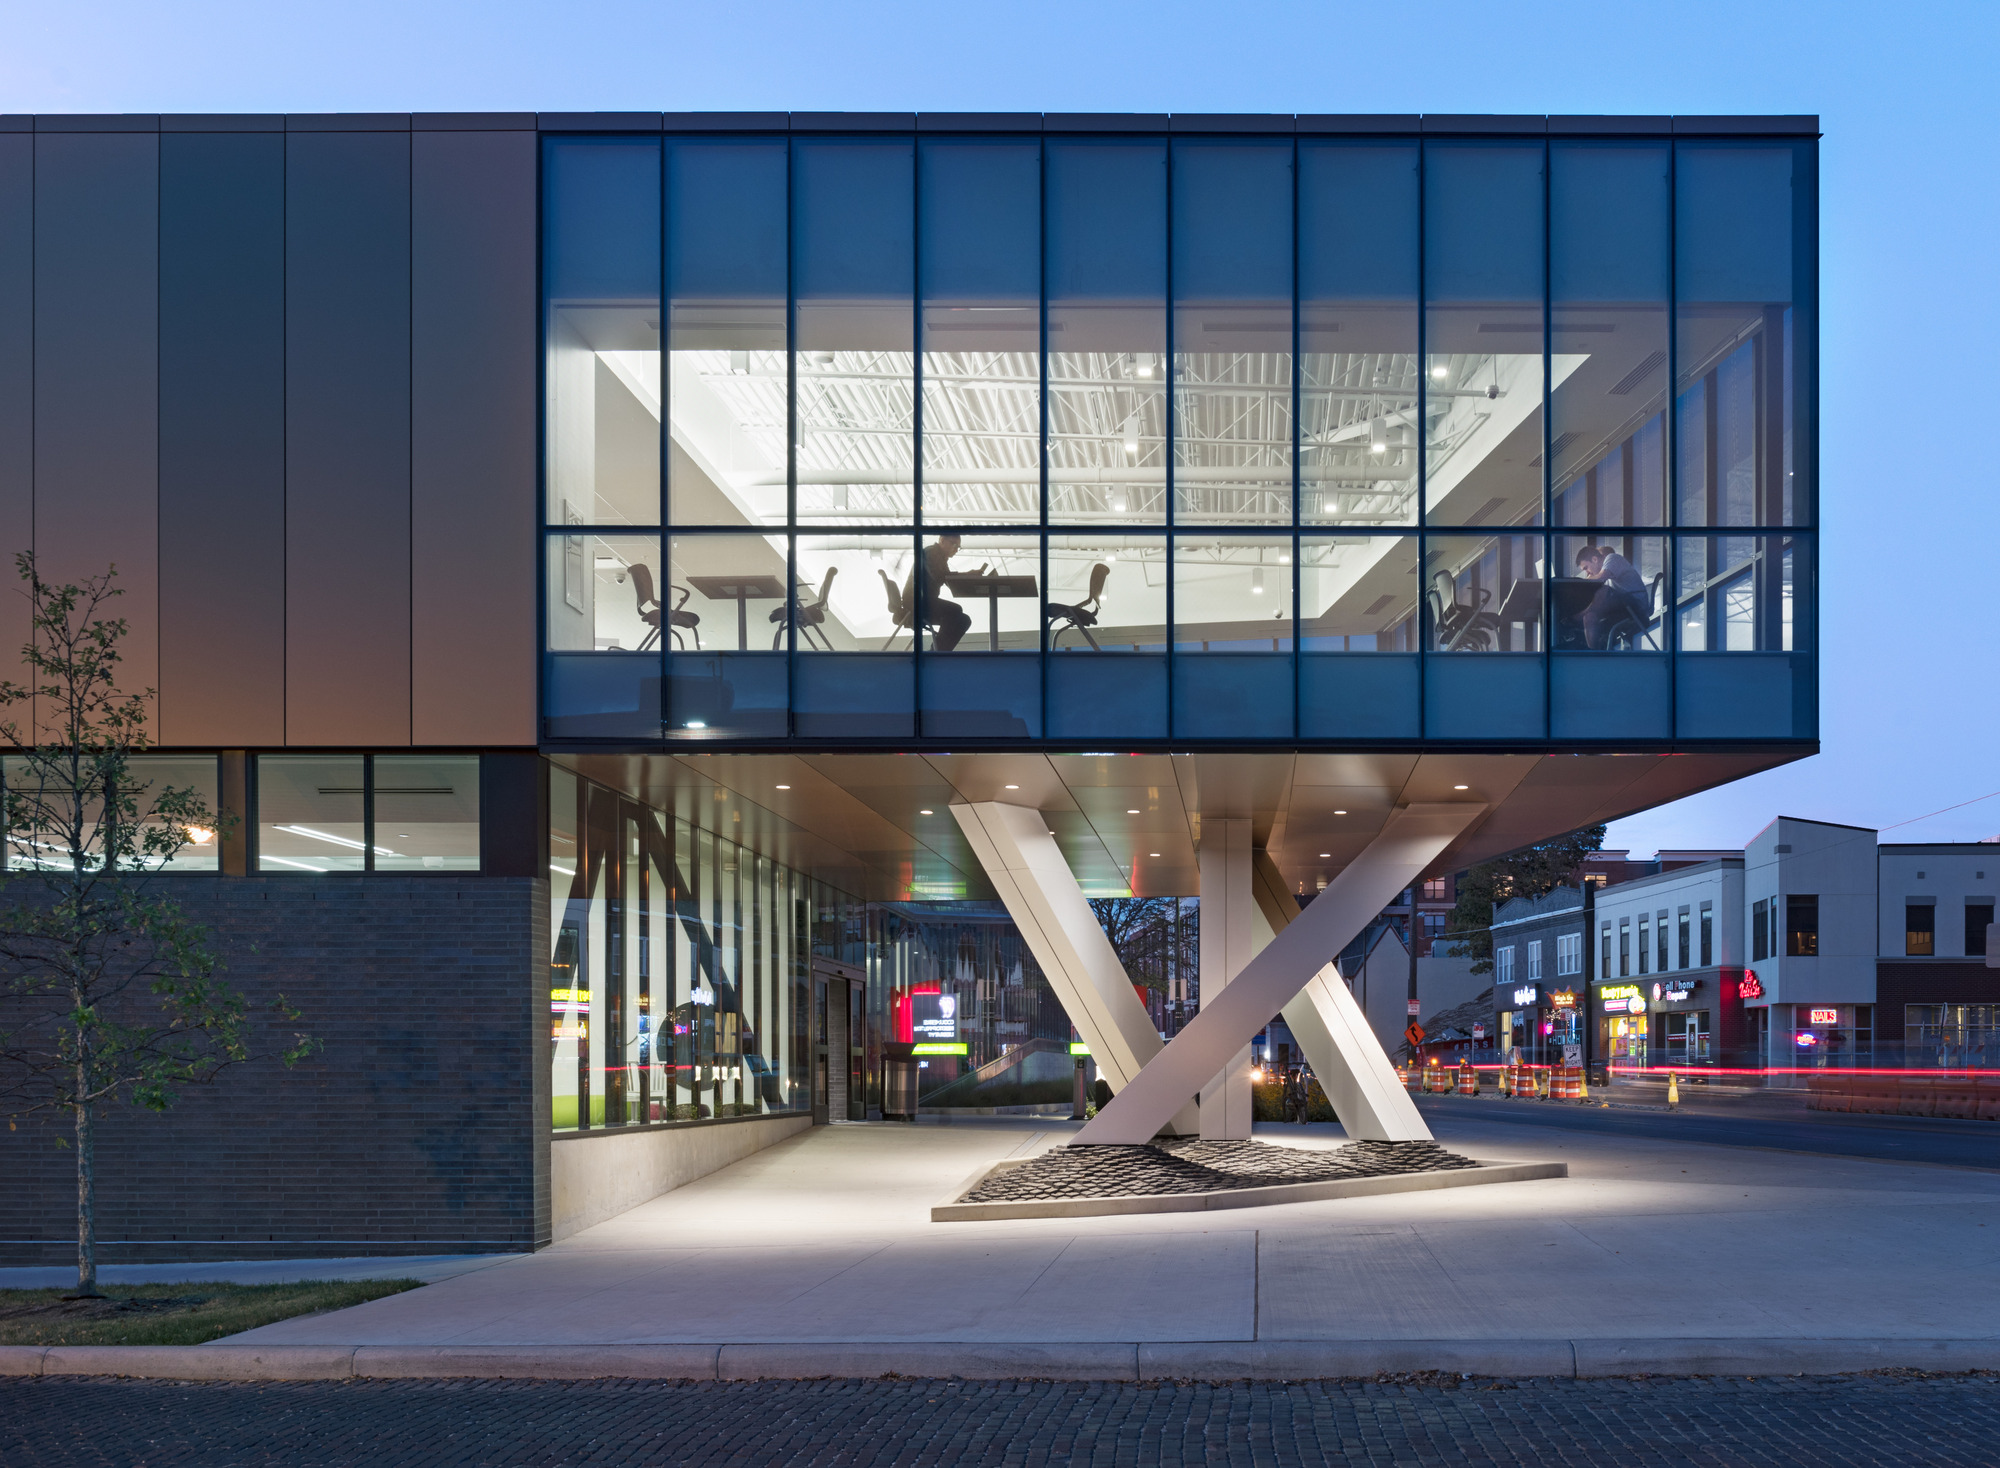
[[3, 0, 1992, 855]]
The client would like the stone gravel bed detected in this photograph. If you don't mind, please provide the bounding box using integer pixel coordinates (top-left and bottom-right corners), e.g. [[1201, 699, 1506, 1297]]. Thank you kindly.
[[960, 1138, 1480, 1203]]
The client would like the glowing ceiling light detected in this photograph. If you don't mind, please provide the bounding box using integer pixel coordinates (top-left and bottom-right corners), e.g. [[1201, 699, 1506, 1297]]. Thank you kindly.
[[1431, 363, 1449, 380], [1454, 784, 1470, 790], [1370, 416, 1387, 455]]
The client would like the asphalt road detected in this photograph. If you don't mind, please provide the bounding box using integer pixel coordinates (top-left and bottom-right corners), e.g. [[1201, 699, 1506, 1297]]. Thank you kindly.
[[5, 1373, 1998, 1467], [1415, 1089, 2000, 1169]]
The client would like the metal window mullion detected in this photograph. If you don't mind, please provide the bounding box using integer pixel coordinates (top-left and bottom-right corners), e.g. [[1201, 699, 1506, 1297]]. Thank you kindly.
[[363, 753, 375, 874], [1163, 139, 1176, 733], [1541, 136, 1552, 732], [1039, 135, 1050, 728], [1667, 137, 1682, 715], [668, 141, 684, 748], [785, 138, 798, 736], [910, 135, 925, 728], [1415, 138, 1428, 730], [1291, 134, 1302, 742]]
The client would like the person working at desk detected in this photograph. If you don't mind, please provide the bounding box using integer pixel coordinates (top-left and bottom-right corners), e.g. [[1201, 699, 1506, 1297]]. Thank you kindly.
[[1573, 544, 1650, 649], [921, 533, 972, 652]]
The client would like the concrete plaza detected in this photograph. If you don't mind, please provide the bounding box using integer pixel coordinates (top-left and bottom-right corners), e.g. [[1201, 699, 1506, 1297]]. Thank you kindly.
[[201, 1108, 2000, 1367]]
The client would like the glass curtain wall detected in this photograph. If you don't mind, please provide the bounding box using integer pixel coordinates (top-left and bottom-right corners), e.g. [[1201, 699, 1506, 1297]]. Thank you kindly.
[[543, 128, 1816, 747], [550, 764, 823, 1130]]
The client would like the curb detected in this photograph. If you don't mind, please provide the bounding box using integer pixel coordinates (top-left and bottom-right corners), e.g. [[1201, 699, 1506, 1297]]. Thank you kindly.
[[5, 1338, 1998, 1382], [932, 1159, 1567, 1222]]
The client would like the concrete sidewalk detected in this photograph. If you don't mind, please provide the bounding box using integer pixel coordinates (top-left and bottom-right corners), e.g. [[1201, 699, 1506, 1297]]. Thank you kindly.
[[9, 1113, 1999, 1379]]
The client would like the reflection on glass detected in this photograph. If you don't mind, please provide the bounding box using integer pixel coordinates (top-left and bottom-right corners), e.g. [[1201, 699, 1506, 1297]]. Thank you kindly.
[[1424, 143, 1547, 529], [1173, 141, 1292, 525], [373, 756, 480, 872], [1676, 142, 1806, 527], [3, 754, 221, 873], [1173, 537, 1293, 650], [1046, 535, 1166, 651], [794, 533, 917, 651], [1676, 535, 1804, 651], [257, 755, 366, 874], [921, 139, 1041, 523], [1047, 141, 1167, 524], [544, 139, 661, 528], [545, 532, 665, 653], [1552, 535, 1666, 650], [666, 139, 787, 526], [1551, 143, 1668, 528], [919, 533, 1039, 653], [1300, 536, 1419, 650], [1300, 142, 1419, 528], [794, 140, 915, 525], [550, 767, 813, 1131], [667, 534, 790, 653], [1426, 534, 1546, 652]]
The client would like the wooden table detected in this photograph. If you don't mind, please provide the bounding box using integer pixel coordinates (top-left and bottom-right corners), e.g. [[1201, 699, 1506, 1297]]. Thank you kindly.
[[940, 573, 1039, 652], [686, 574, 788, 651]]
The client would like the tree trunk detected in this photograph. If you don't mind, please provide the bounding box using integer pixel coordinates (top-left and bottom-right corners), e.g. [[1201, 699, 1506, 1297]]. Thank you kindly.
[[73, 1065, 98, 1298]]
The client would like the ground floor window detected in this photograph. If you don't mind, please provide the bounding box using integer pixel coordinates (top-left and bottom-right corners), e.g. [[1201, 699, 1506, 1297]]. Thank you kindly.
[[1905, 1004, 2000, 1069], [549, 766, 833, 1130], [1779, 1003, 1872, 1068], [1602, 1013, 1647, 1067], [1660, 1010, 1711, 1064]]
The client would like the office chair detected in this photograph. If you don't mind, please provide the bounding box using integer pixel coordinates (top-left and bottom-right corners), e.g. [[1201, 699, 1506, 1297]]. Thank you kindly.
[[878, 567, 936, 650], [629, 563, 699, 652], [1605, 571, 1665, 651], [770, 564, 839, 650], [1044, 562, 1110, 650], [1427, 570, 1499, 652]]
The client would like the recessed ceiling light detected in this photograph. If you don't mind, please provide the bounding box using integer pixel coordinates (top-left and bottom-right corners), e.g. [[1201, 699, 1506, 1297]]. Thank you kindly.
[[1453, 784, 1470, 790], [919, 809, 933, 815], [1127, 809, 1141, 815], [1149, 852, 1161, 858], [1334, 809, 1346, 815], [1004, 784, 1019, 790], [775, 784, 790, 790]]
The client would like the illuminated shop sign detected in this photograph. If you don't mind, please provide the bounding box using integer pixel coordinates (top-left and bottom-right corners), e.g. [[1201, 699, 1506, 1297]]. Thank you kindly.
[[1550, 991, 1578, 1010], [911, 992, 960, 1043], [1652, 979, 1699, 1003], [1795, 1031, 1818, 1047], [1069, 1042, 1091, 1056], [550, 987, 590, 1005], [1598, 983, 1644, 1015], [1809, 1007, 1840, 1025], [690, 982, 716, 1007], [1739, 970, 1763, 999], [911, 1043, 968, 1056], [1511, 985, 1541, 1007]]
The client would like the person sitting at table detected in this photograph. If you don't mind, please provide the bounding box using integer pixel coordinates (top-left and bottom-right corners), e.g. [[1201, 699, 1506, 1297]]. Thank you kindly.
[[921, 533, 972, 652], [1573, 544, 1651, 649]]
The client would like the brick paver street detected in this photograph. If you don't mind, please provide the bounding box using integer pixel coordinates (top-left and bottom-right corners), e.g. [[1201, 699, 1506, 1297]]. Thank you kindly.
[[5, 1372, 1996, 1466]]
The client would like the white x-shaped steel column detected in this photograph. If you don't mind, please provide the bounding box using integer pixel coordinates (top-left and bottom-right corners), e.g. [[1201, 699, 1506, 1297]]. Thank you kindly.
[[1073, 803, 1485, 1146], [951, 802, 1200, 1136]]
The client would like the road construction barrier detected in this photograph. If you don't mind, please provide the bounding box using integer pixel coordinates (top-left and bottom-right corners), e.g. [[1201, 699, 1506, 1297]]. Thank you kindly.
[[1397, 1063, 1411, 1091], [1551, 1065, 1573, 1101], [1423, 1058, 1445, 1093], [1458, 1060, 1478, 1096]]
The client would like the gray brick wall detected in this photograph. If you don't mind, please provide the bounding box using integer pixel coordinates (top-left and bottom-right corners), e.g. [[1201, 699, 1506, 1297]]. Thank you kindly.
[[0, 875, 549, 1264]]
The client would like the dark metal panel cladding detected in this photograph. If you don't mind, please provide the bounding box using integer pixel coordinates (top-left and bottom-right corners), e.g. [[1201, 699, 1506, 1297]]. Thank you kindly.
[[412, 128, 538, 747], [0, 136, 30, 702], [159, 131, 286, 746], [1294, 114, 1422, 134], [34, 132, 160, 711], [285, 130, 413, 745]]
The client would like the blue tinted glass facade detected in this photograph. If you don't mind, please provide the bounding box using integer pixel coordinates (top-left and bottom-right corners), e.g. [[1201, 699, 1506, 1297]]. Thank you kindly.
[[542, 125, 1816, 749]]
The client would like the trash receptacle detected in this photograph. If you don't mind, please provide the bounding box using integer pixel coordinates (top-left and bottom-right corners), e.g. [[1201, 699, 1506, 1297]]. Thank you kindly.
[[882, 1042, 918, 1121]]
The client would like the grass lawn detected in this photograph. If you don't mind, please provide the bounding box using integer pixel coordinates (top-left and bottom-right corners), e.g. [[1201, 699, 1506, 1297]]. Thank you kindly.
[[0, 1278, 423, 1346]]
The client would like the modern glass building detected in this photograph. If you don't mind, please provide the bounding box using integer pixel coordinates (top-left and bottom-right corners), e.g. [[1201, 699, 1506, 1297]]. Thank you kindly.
[[543, 120, 1814, 750], [0, 110, 1817, 1262]]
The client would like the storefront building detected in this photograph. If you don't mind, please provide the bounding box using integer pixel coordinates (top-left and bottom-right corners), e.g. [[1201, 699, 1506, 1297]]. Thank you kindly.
[[0, 110, 1819, 1261]]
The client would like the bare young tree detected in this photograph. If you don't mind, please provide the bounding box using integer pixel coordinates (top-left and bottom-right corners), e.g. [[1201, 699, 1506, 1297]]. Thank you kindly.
[[0, 557, 311, 1296]]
